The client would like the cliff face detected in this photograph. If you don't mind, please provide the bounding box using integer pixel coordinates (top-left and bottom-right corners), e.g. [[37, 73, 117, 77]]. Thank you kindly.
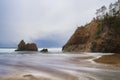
[[63, 16, 120, 53]]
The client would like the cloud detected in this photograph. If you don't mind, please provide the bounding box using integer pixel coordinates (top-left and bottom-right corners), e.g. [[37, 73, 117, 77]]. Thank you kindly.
[[0, 0, 117, 47]]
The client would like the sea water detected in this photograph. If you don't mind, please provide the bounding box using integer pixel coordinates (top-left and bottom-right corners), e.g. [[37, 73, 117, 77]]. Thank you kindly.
[[0, 48, 120, 80]]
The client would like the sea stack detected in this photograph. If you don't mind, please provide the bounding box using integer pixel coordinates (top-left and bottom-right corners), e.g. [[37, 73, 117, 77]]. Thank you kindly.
[[63, 16, 120, 53], [16, 40, 38, 51]]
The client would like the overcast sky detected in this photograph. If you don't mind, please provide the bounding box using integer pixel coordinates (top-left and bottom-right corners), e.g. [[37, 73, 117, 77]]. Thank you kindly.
[[0, 0, 117, 48]]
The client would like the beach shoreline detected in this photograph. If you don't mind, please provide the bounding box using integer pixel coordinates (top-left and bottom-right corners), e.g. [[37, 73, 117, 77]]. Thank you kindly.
[[94, 54, 120, 67]]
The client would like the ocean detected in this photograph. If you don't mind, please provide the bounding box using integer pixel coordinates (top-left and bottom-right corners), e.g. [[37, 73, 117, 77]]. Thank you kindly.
[[0, 48, 120, 80]]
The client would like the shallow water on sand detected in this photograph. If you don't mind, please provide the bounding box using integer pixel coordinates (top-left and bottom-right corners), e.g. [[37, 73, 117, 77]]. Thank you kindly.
[[0, 48, 120, 80]]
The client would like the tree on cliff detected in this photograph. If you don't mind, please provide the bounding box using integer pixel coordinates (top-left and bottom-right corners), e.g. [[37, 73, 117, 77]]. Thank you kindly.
[[96, 0, 120, 19], [96, 5, 107, 19], [109, 2, 119, 16], [101, 6, 107, 15]]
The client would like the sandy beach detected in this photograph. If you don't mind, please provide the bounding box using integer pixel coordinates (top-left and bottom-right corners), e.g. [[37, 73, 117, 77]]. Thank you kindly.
[[0, 74, 51, 80], [94, 54, 120, 67], [0, 51, 120, 80], [0, 73, 61, 80]]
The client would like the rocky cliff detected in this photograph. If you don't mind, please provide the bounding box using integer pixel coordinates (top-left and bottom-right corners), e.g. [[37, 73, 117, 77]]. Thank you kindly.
[[16, 40, 38, 51], [63, 16, 120, 53]]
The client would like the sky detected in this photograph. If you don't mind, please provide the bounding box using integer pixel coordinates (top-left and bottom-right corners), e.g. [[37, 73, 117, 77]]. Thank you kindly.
[[0, 0, 117, 48]]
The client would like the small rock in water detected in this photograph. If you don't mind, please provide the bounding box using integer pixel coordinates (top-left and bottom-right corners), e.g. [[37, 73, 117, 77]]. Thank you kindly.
[[40, 49, 48, 53]]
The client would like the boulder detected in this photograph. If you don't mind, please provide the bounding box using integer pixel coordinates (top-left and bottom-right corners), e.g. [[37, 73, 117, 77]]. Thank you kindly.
[[15, 40, 38, 51], [40, 49, 48, 53]]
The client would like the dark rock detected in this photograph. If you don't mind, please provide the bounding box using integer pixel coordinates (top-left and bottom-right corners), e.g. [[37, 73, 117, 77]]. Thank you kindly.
[[25, 43, 38, 51], [15, 40, 38, 51], [40, 49, 48, 53], [17, 40, 26, 51]]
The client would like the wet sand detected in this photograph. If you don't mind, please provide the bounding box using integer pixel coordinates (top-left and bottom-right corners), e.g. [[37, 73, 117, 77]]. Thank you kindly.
[[0, 74, 52, 80], [94, 54, 120, 67], [0, 52, 120, 80], [0, 72, 62, 80]]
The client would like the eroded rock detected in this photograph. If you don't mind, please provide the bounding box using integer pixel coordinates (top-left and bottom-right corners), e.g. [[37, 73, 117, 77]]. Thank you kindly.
[[16, 40, 38, 51]]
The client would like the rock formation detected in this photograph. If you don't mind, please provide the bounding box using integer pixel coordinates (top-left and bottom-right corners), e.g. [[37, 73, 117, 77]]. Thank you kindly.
[[17, 40, 26, 51], [16, 40, 38, 51], [63, 16, 120, 53], [40, 49, 48, 53]]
